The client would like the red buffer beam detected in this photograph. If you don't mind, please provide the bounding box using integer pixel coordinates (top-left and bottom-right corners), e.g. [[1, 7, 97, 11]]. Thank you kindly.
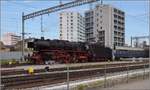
[[23, 0, 99, 20]]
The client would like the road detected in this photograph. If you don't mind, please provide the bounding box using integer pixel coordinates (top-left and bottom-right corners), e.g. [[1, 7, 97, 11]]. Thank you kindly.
[[88, 78, 150, 90]]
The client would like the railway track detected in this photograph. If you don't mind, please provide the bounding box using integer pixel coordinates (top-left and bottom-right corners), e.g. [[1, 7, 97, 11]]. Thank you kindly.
[[1, 61, 147, 76], [1, 62, 149, 89]]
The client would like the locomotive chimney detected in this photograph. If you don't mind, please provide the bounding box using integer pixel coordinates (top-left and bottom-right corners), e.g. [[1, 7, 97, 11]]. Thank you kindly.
[[41, 37, 44, 40]]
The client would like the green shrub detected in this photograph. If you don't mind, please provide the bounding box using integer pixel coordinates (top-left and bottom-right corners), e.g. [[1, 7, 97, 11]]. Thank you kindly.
[[0, 59, 18, 65], [76, 84, 87, 90]]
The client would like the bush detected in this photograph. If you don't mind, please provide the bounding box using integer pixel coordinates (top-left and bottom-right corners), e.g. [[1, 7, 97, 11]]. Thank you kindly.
[[0, 59, 18, 65], [77, 84, 87, 90]]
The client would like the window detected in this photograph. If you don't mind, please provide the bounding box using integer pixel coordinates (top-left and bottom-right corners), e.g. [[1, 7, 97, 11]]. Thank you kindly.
[[97, 19, 99, 21], [100, 10, 102, 12], [85, 12, 90, 16], [118, 16, 121, 19], [121, 17, 124, 20], [97, 24, 99, 27], [114, 31, 117, 35], [121, 12, 124, 15], [114, 25, 117, 29], [118, 26, 121, 29], [114, 8, 117, 12], [114, 37, 117, 41], [96, 5, 99, 10], [114, 42, 117, 46], [97, 13, 99, 16], [114, 14, 117, 18], [114, 20, 117, 24]]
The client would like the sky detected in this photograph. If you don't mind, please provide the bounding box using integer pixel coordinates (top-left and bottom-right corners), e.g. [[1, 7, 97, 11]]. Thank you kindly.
[[1, 0, 149, 45]]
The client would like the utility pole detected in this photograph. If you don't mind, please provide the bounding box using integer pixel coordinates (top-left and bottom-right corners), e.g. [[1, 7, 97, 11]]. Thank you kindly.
[[100, 0, 103, 5], [41, 15, 44, 38], [112, 44, 116, 61], [149, 29, 150, 79], [59, 0, 62, 5], [148, 5, 150, 78], [67, 63, 70, 90], [104, 62, 107, 88], [22, 12, 25, 61], [126, 64, 129, 83], [131, 36, 132, 47], [148, 0, 150, 76]]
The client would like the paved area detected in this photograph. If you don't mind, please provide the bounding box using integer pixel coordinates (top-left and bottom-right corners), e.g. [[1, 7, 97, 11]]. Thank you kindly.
[[89, 79, 150, 90]]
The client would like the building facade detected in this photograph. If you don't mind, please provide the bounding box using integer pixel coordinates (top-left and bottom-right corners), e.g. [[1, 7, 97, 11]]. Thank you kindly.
[[1, 33, 21, 45], [59, 12, 85, 42], [85, 4, 125, 48]]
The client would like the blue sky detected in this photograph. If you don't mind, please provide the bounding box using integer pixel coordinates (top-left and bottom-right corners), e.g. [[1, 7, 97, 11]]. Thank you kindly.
[[1, 0, 149, 45]]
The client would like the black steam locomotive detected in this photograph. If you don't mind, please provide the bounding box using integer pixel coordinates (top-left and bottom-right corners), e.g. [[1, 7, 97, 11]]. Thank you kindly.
[[28, 38, 112, 64]]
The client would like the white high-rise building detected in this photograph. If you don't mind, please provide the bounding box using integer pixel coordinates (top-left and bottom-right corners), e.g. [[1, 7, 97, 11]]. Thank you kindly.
[[1, 33, 21, 45], [59, 12, 85, 42], [85, 4, 125, 48]]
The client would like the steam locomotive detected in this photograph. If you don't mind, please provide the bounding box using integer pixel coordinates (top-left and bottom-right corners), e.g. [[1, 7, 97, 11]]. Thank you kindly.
[[28, 38, 112, 64]]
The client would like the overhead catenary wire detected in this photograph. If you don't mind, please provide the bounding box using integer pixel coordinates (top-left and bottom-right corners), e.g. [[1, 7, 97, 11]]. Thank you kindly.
[[133, 12, 150, 17], [126, 13, 149, 24]]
